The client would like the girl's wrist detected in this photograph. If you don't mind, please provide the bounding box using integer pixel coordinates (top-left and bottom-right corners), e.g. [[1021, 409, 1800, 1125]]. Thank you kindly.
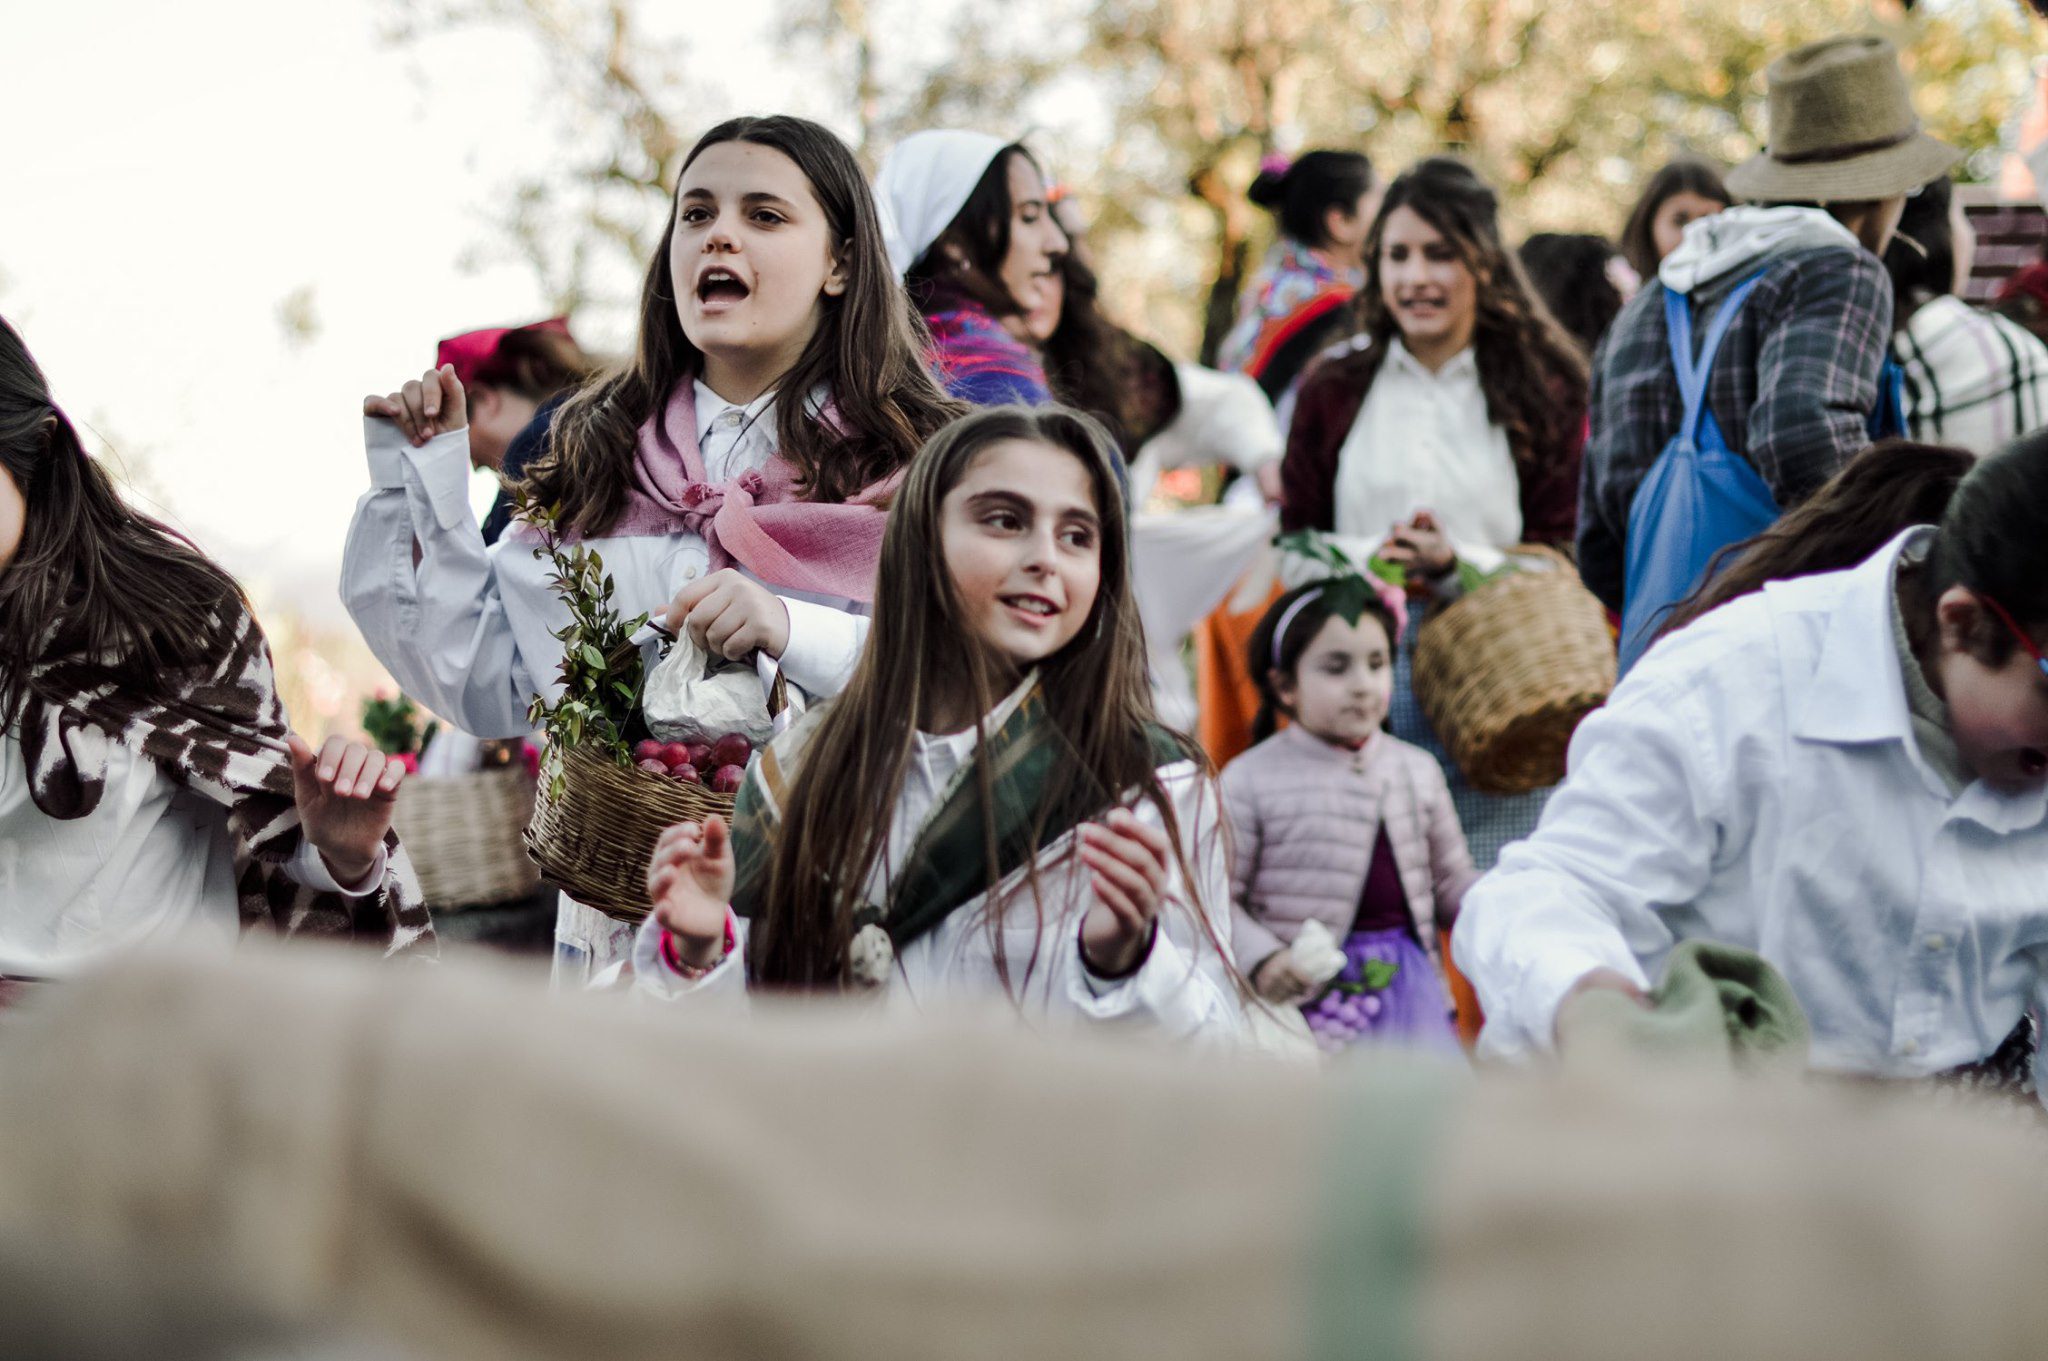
[[661, 917, 736, 975], [316, 846, 378, 887]]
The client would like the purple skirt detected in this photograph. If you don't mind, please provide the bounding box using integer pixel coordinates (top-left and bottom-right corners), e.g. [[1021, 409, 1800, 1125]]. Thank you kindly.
[[1301, 926, 1460, 1055]]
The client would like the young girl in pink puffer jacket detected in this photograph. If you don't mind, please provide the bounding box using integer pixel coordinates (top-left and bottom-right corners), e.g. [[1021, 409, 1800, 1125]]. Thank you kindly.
[[1222, 577, 1477, 1052]]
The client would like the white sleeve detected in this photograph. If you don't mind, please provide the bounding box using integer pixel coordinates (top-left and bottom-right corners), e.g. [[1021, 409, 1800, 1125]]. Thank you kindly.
[[1060, 763, 1247, 1042], [340, 419, 546, 738], [1452, 675, 1733, 1060], [628, 909, 751, 1006], [285, 839, 388, 899], [775, 597, 871, 699]]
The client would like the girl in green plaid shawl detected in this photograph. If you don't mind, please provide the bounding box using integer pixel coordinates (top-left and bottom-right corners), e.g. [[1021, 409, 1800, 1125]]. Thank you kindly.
[[632, 407, 1247, 1037]]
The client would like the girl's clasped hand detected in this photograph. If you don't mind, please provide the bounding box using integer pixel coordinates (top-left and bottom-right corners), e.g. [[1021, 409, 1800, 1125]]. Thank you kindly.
[[1378, 507, 1454, 581]]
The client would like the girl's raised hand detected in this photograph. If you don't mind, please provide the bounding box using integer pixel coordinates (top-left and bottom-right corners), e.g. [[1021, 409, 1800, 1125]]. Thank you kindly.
[[362, 363, 469, 448], [647, 815, 737, 967], [1077, 807, 1172, 977], [656, 569, 792, 661], [287, 734, 405, 888]]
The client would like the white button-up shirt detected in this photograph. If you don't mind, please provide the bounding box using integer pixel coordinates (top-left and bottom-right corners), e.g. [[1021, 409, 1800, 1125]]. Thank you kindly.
[[0, 730, 381, 979], [1453, 529, 2048, 1093], [1332, 339, 1521, 570], [341, 381, 869, 743], [628, 683, 1247, 1042]]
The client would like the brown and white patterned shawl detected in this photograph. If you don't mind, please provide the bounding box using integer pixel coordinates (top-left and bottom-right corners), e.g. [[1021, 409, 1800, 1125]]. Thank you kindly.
[[15, 600, 435, 957]]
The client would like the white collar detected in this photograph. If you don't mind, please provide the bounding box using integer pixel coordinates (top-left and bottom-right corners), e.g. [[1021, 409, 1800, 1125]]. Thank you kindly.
[[1790, 527, 2048, 829], [693, 379, 778, 442], [1794, 528, 1929, 750], [1385, 337, 1477, 383]]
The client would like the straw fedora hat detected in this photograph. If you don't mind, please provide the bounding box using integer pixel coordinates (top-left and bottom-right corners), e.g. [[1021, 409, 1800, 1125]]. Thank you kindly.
[[1726, 34, 1962, 203]]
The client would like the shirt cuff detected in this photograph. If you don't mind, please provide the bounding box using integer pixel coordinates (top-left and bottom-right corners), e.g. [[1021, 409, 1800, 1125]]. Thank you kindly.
[[288, 838, 389, 899], [629, 908, 744, 1001], [776, 597, 866, 698], [1494, 946, 1652, 1058], [365, 419, 475, 531]]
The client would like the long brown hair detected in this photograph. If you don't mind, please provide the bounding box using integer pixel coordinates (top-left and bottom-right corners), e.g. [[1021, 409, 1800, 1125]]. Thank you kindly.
[[1659, 440, 1975, 636], [1619, 158, 1732, 282], [523, 115, 960, 538], [0, 316, 244, 728], [746, 405, 1228, 996], [1350, 157, 1588, 481]]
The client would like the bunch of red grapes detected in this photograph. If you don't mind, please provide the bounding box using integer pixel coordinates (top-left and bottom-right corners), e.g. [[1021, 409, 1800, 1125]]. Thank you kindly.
[[633, 733, 753, 794]]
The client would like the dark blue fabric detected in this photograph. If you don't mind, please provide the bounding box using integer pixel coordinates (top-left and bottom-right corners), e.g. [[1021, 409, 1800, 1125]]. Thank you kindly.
[[1618, 276, 1780, 675], [480, 390, 572, 545], [1868, 356, 1908, 442]]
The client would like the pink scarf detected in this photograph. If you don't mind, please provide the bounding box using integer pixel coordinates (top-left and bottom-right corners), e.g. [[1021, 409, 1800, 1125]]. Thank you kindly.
[[601, 382, 899, 604]]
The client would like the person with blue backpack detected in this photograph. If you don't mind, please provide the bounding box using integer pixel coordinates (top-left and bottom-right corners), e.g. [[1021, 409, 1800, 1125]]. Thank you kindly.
[[1575, 34, 1960, 674]]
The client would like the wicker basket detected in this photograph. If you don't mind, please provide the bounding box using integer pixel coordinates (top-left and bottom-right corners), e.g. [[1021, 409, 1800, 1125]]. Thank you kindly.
[[1410, 546, 1616, 795], [391, 767, 543, 910], [523, 745, 739, 923], [523, 674, 786, 924]]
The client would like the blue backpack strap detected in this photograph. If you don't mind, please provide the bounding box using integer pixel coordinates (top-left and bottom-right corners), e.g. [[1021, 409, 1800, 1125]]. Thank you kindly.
[[1664, 270, 1769, 450]]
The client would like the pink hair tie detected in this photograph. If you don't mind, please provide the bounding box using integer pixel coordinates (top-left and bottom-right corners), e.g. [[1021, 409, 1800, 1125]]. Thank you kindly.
[[1259, 153, 1293, 178]]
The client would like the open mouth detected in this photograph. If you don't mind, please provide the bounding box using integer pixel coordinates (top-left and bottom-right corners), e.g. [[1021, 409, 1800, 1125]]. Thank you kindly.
[[2022, 747, 2047, 778], [696, 267, 751, 306], [1000, 593, 1059, 622]]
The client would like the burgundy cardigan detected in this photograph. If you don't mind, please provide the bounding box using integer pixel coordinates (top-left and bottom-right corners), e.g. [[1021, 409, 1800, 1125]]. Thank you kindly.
[[1278, 348, 1586, 547]]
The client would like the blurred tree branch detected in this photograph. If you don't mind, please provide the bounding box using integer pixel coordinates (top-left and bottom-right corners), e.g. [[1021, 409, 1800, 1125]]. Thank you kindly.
[[384, 0, 2045, 361]]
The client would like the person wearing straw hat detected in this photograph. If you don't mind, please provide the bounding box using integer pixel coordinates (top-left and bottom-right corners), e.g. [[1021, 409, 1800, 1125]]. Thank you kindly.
[[1576, 34, 1962, 626]]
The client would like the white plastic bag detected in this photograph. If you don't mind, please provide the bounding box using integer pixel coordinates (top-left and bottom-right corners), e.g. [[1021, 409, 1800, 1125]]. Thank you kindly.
[[640, 632, 794, 747], [1287, 920, 1347, 990]]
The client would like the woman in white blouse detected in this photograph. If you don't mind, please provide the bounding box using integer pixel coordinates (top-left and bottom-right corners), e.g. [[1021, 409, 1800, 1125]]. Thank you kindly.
[[1, 317, 427, 990], [1278, 157, 1589, 868], [343, 115, 959, 984]]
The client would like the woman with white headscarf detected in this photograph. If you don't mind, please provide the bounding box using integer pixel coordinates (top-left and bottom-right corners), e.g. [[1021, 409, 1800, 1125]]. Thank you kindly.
[[876, 130, 1068, 407]]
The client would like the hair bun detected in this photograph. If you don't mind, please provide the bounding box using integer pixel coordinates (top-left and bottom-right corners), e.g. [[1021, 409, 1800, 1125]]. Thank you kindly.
[[1248, 157, 1292, 209]]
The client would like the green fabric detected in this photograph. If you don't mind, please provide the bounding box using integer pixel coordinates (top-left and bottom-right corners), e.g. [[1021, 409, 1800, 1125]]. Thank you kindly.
[[1311, 1057, 1466, 1361], [1558, 940, 1812, 1075], [730, 679, 1190, 957]]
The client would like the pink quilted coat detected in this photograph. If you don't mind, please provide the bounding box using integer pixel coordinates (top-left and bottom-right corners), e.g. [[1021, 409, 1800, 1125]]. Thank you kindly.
[[1220, 725, 1479, 973]]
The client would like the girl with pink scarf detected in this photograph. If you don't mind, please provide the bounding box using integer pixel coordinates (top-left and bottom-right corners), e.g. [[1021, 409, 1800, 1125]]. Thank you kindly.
[[343, 115, 960, 984]]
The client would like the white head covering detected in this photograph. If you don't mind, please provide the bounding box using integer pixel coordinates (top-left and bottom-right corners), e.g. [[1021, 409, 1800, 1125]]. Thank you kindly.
[[874, 129, 1010, 279]]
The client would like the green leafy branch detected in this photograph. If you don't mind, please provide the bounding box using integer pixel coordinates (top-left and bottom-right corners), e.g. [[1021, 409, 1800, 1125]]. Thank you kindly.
[[1334, 959, 1399, 994], [361, 693, 438, 756], [513, 487, 650, 798], [1273, 530, 1402, 625]]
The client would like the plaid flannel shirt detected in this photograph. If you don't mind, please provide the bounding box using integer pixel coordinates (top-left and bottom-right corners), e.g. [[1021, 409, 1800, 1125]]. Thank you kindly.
[[1576, 245, 1893, 612]]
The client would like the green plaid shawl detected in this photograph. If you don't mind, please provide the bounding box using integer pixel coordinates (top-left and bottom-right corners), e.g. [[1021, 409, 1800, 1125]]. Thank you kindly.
[[729, 677, 1189, 966]]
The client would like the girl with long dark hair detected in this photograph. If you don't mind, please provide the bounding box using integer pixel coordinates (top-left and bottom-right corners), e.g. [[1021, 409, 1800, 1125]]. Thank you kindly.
[[633, 406, 1244, 1036], [877, 131, 1070, 409], [1275, 157, 1589, 867], [0, 318, 431, 990], [1617, 157, 1732, 283], [343, 115, 960, 983]]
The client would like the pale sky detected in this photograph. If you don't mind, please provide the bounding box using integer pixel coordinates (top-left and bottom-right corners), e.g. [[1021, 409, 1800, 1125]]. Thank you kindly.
[[0, 0, 790, 629]]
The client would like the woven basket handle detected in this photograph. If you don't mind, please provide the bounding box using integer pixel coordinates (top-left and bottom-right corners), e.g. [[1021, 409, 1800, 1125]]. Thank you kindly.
[[753, 651, 792, 730]]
